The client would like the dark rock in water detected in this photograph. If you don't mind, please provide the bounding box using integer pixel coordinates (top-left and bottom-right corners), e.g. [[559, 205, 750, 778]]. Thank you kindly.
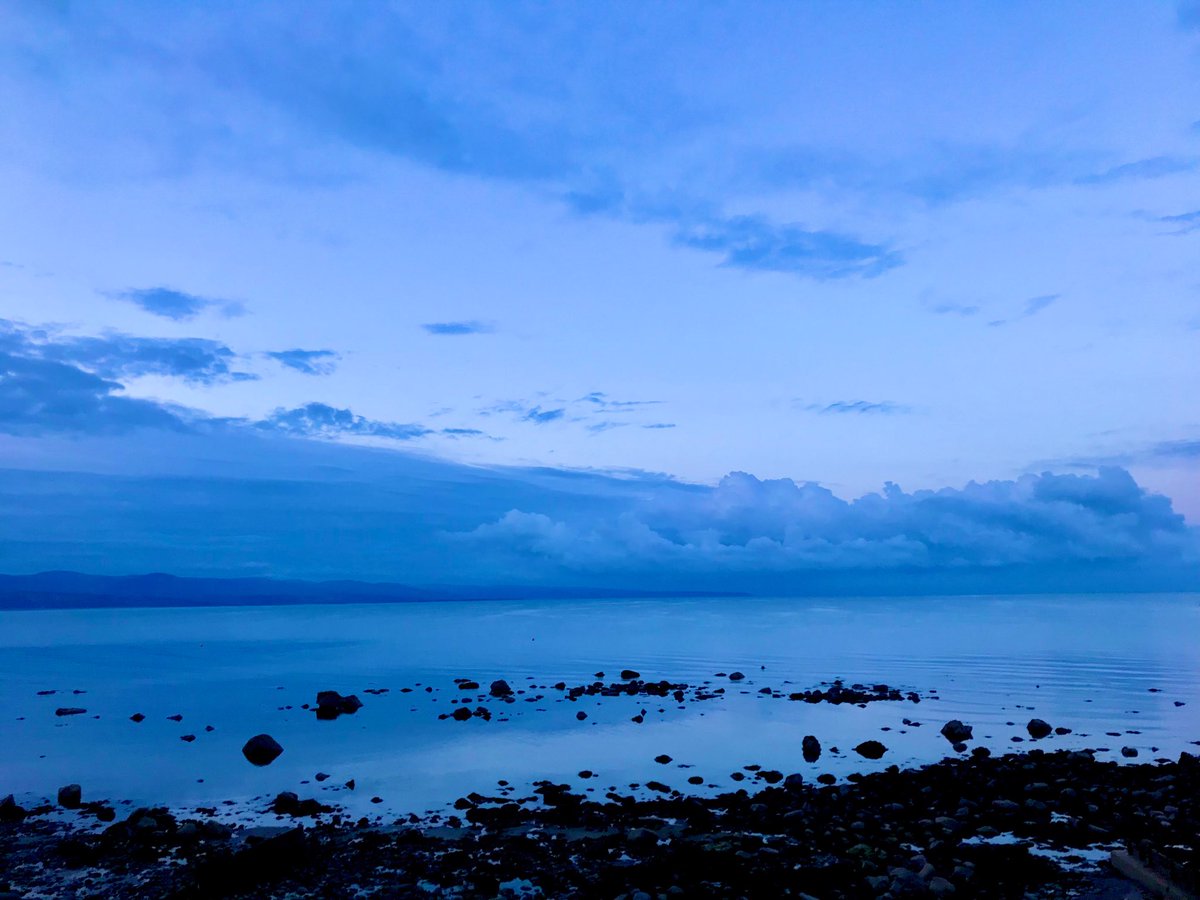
[[0, 795, 26, 823], [315, 691, 363, 719], [1054, 726, 1072, 735], [620, 669, 640, 680], [451, 707, 472, 721], [241, 733, 284, 766], [314, 772, 330, 782], [759, 770, 783, 784], [971, 746, 991, 759], [55, 707, 86, 716], [784, 773, 804, 790], [57, 784, 82, 809], [489, 679, 514, 697], [272, 791, 330, 817], [940, 719, 973, 743], [457, 681, 481, 691], [728, 672, 745, 681], [654, 754, 672, 764], [1121, 746, 1139, 758], [802, 734, 821, 763], [952, 742, 968, 753], [854, 740, 888, 760], [129, 713, 145, 723], [181, 734, 196, 742], [816, 773, 836, 785], [167, 714, 183, 722], [1026, 718, 1052, 739], [687, 775, 704, 785], [576, 711, 588, 721], [645, 781, 670, 793]]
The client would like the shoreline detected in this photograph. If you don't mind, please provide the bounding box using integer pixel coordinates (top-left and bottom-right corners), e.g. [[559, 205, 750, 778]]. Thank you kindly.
[[3, 748, 1198, 898]]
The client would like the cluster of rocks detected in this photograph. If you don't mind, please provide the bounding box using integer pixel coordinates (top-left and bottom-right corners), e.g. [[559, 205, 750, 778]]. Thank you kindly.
[[4, 748, 1196, 898], [312, 690, 363, 721]]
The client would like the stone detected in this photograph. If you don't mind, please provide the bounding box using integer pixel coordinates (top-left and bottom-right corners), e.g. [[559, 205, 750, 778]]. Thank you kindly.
[[55, 707, 86, 716], [802, 734, 821, 763], [58, 784, 82, 809], [241, 733, 284, 766], [1121, 746, 1139, 758], [854, 740, 888, 760], [940, 720, 973, 743], [620, 669, 641, 680], [489, 679, 514, 697], [1026, 718, 1052, 739]]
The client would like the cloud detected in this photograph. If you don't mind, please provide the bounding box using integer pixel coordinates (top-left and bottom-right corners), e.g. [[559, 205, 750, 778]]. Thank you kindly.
[[457, 468, 1195, 577], [0, 353, 188, 435], [1073, 156, 1199, 186], [258, 402, 431, 440], [670, 214, 901, 279], [2, 317, 254, 385], [1156, 210, 1200, 235], [266, 348, 339, 375], [523, 406, 566, 424], [802, 400, 910, 416], [110, 287, 246, 321], [422, 321, 495, 336], [579, 392, 663, 411], [987, 293, 1060, 328], [930, 302, 980, 317]]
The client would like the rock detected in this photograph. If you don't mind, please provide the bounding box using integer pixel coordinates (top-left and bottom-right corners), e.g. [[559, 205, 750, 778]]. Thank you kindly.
[[55, 707, 86, 716], [0, 794, 26, 823], [952, 742, 968, 753], [1026, 718, 1052, 739], [181, 734, 196, 742], [457, 681, 480, 691], [129, 713, 145, 723], [489, 679, 514, 697], [784, 773, 804, 790], [728, 672, 745, 681], [314, 772, 330, 782], [802, 734, 821, 763], [654, 754, 673, 764], [315, 690, 363, 719], [1121, 746, 1139, 758], [167, 714, 183, 722], [929, 876, 957, 896], [854, 740, 888, 760], [940, 720, 973, 743], [576, 711, 588, 721], [817, 773, 836, 785], [620, 669, 641, 680], [451, 707, 472, 721], [58, 784, 82, 809], [241, 733, 284, 766], [687, 775, 704, 785]]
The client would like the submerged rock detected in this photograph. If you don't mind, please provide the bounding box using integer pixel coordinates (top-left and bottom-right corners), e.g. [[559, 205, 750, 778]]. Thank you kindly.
[[802, 735, 821, 763], [241, 734, 284, 766]]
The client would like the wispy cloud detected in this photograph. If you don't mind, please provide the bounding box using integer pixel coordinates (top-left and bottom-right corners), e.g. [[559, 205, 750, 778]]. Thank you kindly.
[[523, 406, 566, 425], [1073, 156, 1198, 186], [1156, 210, 1200, 235], [110, 287, 246, 321], [258, 402, 431, 440], [801, 400, 911, 416], [930, 302, 980, 317], [421, 321, 495, 336], [988, 294, 1060, 328], [266, 348, 339, 375]]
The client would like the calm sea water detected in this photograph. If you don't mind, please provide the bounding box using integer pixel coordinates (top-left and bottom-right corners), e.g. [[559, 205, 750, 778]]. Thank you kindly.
[[1, 594, 1197, 823]]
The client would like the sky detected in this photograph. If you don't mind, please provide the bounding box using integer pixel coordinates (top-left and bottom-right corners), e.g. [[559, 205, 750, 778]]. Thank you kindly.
[[0, 1, 1198, 590]]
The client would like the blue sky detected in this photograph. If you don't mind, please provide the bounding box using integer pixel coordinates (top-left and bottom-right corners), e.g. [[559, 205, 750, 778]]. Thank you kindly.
[[0, 2, 1198, 588]]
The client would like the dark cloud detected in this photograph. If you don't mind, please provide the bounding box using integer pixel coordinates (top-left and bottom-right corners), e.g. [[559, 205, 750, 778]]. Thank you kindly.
[[259, 402, 431, 440], [266, 348, 340, 375], [421, 321, 494, 336], [111, 286, 246, 321], [0, 353, 187, 435], [42, 335, 256, 385]]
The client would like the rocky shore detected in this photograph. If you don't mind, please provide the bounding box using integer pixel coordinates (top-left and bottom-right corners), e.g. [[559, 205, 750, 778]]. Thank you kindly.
[[2, 747, 1197, 899]]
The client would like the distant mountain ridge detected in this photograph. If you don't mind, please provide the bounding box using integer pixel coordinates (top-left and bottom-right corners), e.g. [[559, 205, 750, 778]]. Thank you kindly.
[[0, 571, 741, 610]]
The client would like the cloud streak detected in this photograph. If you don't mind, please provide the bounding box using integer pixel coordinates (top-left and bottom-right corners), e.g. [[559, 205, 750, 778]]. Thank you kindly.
[[267, 349, 340, 375], [422, 321, 495, 336], [110, 287, 246, 321]]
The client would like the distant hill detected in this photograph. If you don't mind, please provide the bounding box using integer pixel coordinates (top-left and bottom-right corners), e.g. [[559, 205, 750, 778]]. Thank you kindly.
[[0, 571, 742, 610]]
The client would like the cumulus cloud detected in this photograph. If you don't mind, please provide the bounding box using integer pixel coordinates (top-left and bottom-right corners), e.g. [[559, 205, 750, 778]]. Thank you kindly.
[[266, 348, 339, 375], [422, 321, 494, 335], [258, 402, 432, 440], [110, 286, 246, 320], [455, 468, 1194, 578]]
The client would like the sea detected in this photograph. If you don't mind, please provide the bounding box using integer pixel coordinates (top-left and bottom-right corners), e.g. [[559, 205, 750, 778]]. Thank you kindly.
[[1, 593, 1197, 824]]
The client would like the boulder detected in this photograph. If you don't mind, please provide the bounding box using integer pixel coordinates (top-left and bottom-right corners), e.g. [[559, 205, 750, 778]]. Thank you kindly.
[[940, 720, 973, 743], [241, 733, 284, 766], [58, 784, 82, 809], [315, 691, 363, 719], [802, 734, 821, 763], [1026, 718, 1052, 739], [1121, 746, 1139, 758], [620, 669, 641, 680], [489, 679, 514, 697], [854, 740, 888, 760], [55, 707, 86, 716]]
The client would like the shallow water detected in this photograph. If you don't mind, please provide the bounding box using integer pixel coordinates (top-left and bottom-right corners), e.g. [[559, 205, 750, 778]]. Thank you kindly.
[[1, 593, 1197, 823]]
